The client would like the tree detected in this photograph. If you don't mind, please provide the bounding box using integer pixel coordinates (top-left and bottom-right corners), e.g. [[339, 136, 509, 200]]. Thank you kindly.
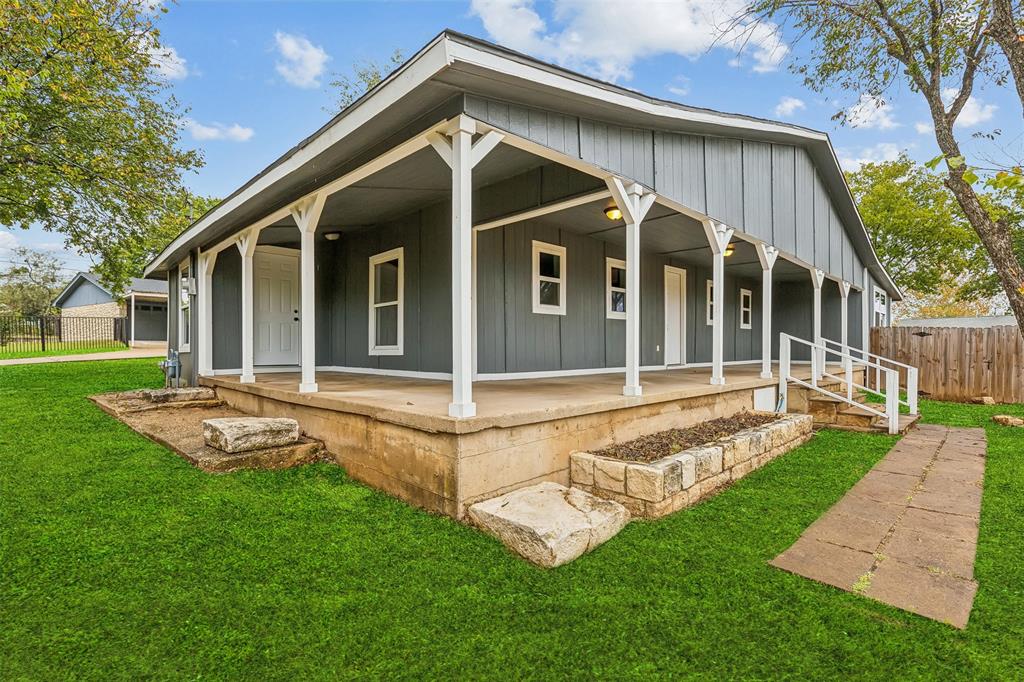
[[0, 0, 202, 277], [0, 247, 65, 316], [91, 189, 219, 289], [846, 155, 984, 295], [326, 50, 404, 112], [744, 0, 1024, 338]]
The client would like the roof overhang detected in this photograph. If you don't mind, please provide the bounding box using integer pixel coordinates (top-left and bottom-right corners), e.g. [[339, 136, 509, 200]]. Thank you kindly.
[[145, 30, 900, 299]]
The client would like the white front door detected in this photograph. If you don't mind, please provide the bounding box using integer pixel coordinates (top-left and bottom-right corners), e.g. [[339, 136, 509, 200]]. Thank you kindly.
[[254, 248, 300, 366], [664, 266, 687, 366]]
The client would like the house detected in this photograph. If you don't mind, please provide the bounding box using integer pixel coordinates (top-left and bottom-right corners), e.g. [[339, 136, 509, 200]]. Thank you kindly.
[[144, 30, 905, 517], [54, 272, 168, 345]]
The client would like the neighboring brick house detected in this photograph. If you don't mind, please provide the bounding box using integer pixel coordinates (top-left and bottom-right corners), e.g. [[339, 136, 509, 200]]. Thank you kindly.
[[53, 272, 168, 344]]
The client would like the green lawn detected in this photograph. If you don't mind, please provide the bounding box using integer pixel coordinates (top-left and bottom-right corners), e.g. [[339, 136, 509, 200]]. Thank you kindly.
[[2, 360, 1022, 679], [0, 341, 128, 360]]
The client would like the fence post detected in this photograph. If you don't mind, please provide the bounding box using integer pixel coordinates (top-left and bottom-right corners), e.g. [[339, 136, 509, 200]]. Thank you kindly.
[[886, 369, 899, 435], [38, 317, 46, 352]]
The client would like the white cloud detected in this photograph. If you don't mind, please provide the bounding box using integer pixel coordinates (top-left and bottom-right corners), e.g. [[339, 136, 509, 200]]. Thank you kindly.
[[774, 96, 805, 118], [667, 76, 691, 98], [941, 88, 997, 128], [470, 0, 788, 82], [274, 31, 329, 88], [846, 94, 899, 130], [183, 119, 254, 142], [837, 142, 904, 171], [0, 231, 18, 257], [914, 121, 933, 134], [148, 44, 188, 80]]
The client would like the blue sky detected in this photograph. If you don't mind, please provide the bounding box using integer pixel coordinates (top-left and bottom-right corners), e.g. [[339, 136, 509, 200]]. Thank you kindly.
[[6, 0, 1019, 275]]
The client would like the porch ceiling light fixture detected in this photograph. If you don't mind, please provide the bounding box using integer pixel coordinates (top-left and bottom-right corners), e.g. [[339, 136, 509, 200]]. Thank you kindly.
[[324, 232, 341, 241], [604, 202, 623, 221], [724, 242, 735, 257]]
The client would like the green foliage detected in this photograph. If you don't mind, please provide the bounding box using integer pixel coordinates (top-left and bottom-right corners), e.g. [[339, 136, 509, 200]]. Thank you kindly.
[[0, 247, 65, 316], [326, 49, 404, 112], [845, 154, 983, 295], [2, 360, 1024, 677], [91, 189, 219, 290], [0, 0, 202, 272]]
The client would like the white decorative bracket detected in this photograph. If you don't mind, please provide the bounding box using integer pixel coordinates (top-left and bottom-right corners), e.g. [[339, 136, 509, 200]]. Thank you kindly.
[[701, 219, 735, 254], [235, 227, 260, 258], [606, 177, 656, 226], [810, 268, 826, 289], [839, 281, 851, 298], [755, 243, 779, 271], [290, 192, 326, 234], [428, 116, 505, 171]]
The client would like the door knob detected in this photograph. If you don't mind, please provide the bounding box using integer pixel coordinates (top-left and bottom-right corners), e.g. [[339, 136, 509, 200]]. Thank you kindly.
[[293, 317, 299, 322]]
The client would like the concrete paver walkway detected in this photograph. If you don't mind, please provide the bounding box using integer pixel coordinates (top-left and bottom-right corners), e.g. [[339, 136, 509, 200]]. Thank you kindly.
[[0, 346, 166, 367], [771, 424, 985, 629]]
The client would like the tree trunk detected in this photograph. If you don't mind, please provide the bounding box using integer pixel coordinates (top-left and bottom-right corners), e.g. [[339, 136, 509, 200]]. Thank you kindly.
[[988, 0, 1024, 111], [929, 110, 1024, 338]]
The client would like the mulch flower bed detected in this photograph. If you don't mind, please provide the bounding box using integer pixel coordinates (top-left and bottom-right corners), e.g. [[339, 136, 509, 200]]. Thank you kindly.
[[594, 412, 779, 463]]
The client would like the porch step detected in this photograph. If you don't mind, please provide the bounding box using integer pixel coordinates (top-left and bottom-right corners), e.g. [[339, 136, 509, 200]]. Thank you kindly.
[[806, 392, 867, 422], [817, 408, 920, 435]]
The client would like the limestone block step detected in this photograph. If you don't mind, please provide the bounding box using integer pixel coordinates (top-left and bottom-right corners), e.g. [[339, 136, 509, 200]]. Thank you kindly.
[[140, 387, 217, 403], [203, 417, 300, 453], [468, 482, 630, 568]]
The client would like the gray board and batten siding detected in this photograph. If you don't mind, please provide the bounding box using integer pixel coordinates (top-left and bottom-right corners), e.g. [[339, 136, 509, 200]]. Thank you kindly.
[[465, 95, 868, 290]]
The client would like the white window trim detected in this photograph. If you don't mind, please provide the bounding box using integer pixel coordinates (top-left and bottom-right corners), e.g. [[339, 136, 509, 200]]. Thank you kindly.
[[368, 247, 404, 356], [873, 286, 888, 327], [739, 288, 753, 330], [178, 259, 191, 353], [606, 257, 626, 320], [705, 279, 714, 326], [532, 240, 566, 316]]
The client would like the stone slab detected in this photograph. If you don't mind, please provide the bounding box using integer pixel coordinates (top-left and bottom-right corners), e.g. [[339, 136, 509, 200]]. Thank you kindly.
[[203, 417, 300, 453], [468, 482, 630, 568], [771, 425, 985, 629]]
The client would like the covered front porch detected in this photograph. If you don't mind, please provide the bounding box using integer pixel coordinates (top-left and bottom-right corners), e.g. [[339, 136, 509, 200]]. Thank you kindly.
[[188, 113, 867, 416]]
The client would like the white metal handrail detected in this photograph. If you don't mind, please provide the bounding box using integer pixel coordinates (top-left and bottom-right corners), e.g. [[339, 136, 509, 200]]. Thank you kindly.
[[820, 337, 919, 415], [779, 333, 902, 435]]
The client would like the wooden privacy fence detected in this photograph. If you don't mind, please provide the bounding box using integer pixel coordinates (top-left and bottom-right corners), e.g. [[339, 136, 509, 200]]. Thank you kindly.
[[871, 325, 1024, 404]]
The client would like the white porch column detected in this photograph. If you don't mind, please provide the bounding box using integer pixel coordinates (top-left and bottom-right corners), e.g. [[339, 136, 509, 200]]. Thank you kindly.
[[430, 116, 504, 417], [703, 220, 735, 386], [198, 251, 218, 377], [291, 193, 327, 394], [862, 266, 870, 353], [236, 228, 260, 384], [811, 268, 825, 379], [606, 177, 656, 397], [839, 281, 851, 354], [129, 292, 135, 348], [755, 244, 779, 379]]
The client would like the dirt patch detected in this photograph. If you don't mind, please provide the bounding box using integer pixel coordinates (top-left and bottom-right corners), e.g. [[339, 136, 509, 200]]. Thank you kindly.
[[594, 412, 779, 463]]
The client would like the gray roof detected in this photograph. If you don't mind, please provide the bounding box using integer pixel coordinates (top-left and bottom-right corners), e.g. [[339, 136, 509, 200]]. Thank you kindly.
[[143, 29, 900, 299], [895, 315, 1016, 328], [53, 272, 168, 307], [127, 277, 167, 295]]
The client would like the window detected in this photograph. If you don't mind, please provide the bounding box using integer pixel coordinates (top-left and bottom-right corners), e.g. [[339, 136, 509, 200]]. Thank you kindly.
[[369, 247, 404, 355], [706, 279, 714, 326], [873, 287, 888, 327], [178, 260, 191, 352], [606, 258, 626, 320], [739, 288, 753, 329], [532, 240, 566, 315]]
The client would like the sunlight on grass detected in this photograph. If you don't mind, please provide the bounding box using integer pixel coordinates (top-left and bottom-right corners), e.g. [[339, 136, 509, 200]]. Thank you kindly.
[[1, 360, 1022, 678]]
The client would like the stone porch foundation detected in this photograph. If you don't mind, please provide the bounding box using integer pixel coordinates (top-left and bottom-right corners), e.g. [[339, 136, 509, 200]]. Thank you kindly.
[[569, 414, 814, 518]]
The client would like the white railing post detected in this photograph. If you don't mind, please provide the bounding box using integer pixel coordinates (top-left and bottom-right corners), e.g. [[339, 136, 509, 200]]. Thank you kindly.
[[778, 334, 790, 412], [908, 366, 919, 415], [846, 350, 854, 401], [885, 369, 899, 435]]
